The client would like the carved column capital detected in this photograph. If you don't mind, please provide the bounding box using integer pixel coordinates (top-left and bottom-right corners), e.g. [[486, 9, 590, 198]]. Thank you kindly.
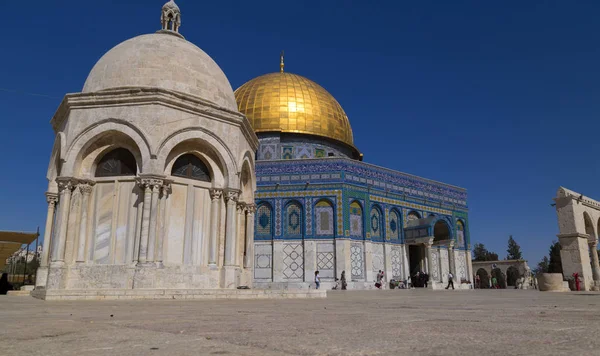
[[136, 175, 166, 189], [245, 204, 257, 215], [209, 189, 223, 201], [45, 192, 59, 205], [56, 177, 77, 192], [236, 202, 247, 213], [224, 189, 240, 203], [78, 180, 95, 195], [448, 240, 455, 249]]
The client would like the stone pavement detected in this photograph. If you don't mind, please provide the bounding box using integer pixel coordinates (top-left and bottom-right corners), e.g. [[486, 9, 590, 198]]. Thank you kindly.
[[1, 289, 599, 355]]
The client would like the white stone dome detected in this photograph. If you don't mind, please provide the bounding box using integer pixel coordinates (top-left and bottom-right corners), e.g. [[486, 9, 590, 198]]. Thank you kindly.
[[82, 32, 237, 111]]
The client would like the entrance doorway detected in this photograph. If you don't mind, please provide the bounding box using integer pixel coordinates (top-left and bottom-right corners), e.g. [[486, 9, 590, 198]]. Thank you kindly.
[[409, 245, 428, 287]]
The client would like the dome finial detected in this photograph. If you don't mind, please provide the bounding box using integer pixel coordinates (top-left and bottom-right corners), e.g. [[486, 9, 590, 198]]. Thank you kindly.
[[161, 0, 181, 33], [280, 51, 285, 73]]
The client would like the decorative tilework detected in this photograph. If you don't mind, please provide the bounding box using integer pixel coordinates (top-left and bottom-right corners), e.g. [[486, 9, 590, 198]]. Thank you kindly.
[[282, 146, 293, 160], [389, 209, 400, 240], [256, 203, 273, 237], [336, 192, 343, 234], [315, 148, 325, 158], [296, 146, 312, 159], [316, 242, 335, 278], [457, 251, 467, 281], [259, 144, 277, 160], [391, 247, 401, 279], [431, 250, 439, 280], [285, 202, 302, 236], [350, 201, 363, 238], [350, 243, 364, 279], [254, 243, 273, 280], [440, 249, 449, 282], [370, 206, 382, 239], [305, 198, 312, 235], [282, 243, 304, 280], [275, 200, 282, 236], [315, 200, 334, 236]]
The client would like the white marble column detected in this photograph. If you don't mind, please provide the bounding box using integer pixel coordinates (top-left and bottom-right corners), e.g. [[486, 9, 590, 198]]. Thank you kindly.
[[76, 182, 94, 263], [402, 244, 410, 279], [208, 189, 222, 267], [156, 182, 171, 266], [244, 204, 256, 269], [448, 241, 456, 279], [146, 184, 160, 262], [236, 202, 246, 266], [466, 245, 474, 282], [425, 240, 433, 278], [224, 190, 239, 266], [589, 240, 600, 285], [137, 184, 152, 264], [41, 193, 58, 267], [52, 178, 75, 263]]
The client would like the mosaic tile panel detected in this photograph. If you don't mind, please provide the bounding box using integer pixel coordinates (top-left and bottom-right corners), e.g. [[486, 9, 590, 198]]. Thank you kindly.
[[254, 243, 272, 280], [259, 144, 277, 160], [370, 207, 382, 239], [296, 146, 312, 159], [305, 198, 312, 235], [315, 148, 325, 158], [457, 251, 467, 281], [457, 220, 465, 248], [284, 202, 302, 236], [315, 200, 334, 236], [282, 146, 293, 160], [391, 247, 402, 279], [440, 248, 449, 282], [389, 210, 400, 240], [431, 250, 439, 280], [256, 203, 273, 236], [350, 201, 363, 238], [283, 243, 304, 280], [350, 243, 364, 279], [275, 200, 282, 236]]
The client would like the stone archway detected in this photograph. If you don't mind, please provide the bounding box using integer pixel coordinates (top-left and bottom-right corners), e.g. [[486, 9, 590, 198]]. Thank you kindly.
[[492, 268, 506, 289], [506, 266, 519, 287], [476, 268, 489, 289]]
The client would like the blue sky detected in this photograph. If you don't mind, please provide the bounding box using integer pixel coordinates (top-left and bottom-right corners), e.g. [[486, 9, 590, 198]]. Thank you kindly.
[[1, 0, 599, 265]]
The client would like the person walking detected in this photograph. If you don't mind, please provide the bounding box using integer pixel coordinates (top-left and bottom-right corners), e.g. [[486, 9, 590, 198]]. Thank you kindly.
[[341, 271, 347, 290], [375, 270, 383, 289], [314, 271, 320, 289], [445, 272, 455, 290], [423, 272, 429, 288]]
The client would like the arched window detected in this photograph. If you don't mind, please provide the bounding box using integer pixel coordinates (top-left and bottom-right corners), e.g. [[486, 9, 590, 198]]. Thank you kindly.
[[284, 202, 303, 237], [350, 201, 363, 238], [370, 206, 382, 239], [95, 148, 137, 177], [171, 154, 211, 182], [433, 220, 451, 242], [256, 203, 273, 238], [315, 200, 334, 236], [407, 211, 421, 222], [389, 209, 400, 240]]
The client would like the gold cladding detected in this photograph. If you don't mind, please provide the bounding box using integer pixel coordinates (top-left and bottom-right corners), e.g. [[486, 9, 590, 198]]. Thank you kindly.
[[234, 72, 354, 146]]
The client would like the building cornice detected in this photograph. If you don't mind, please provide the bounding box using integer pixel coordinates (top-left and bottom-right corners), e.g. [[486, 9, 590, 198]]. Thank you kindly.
[[50, 87, 259, 151]]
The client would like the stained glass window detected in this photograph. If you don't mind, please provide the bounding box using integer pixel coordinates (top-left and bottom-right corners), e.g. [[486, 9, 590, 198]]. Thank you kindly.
[[171, 154, 211, 182], [95, 148, 137, 177]]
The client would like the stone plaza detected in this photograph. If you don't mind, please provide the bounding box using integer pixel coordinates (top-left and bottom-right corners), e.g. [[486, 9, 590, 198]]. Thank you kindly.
[[2, 290, 600, 355]]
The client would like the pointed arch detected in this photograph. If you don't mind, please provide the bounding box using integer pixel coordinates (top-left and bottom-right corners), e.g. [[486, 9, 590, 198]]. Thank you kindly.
[[284, 200, 303, 238], [370, 204, 384, 240], [349, 200, 363, 238], [433, 218, 452, 242], [255, 201, 274, 239], [407, 210, 421, 222], [584, 212, 595, 239], [314, 199, 335, 236]]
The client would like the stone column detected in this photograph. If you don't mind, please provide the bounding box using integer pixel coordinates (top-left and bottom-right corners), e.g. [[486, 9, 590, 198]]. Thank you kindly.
[[156, 182, 171, 266], [402, 244, 410, 279], [466, 245, 474, 282], [589, 240, 600, 285], [52, 178, 75, 263], [41, 193, 58, 267], [224, 190, 239, 266], [448, 241, 456, 279], [146, 184, 161, 263], [208, 189, 223, 267], [136, 176, 164, 265], [236, 202, 246, 266], [425, 240, 433, 280], [244, 204, 256, 269], [76, 182, 94, 263]]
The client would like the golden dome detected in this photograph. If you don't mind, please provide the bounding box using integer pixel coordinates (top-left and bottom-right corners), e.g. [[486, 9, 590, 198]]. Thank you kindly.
[[234, 72, 354, 147]]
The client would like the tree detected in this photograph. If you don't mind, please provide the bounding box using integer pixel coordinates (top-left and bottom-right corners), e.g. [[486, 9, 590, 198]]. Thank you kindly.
[[506, 235, 523, 260], [534, 256, 549, 275], [548, 241, 563, 274], [473, 243, 500, 261]]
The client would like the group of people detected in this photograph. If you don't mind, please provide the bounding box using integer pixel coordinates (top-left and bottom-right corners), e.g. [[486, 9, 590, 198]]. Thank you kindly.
[[0, 273, 14, 295], [316, 269, 457, 290]]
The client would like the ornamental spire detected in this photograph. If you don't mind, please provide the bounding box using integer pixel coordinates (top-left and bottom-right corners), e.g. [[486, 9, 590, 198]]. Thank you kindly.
[[280, 51, 285, 73], [161, 0, 181, 33]]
